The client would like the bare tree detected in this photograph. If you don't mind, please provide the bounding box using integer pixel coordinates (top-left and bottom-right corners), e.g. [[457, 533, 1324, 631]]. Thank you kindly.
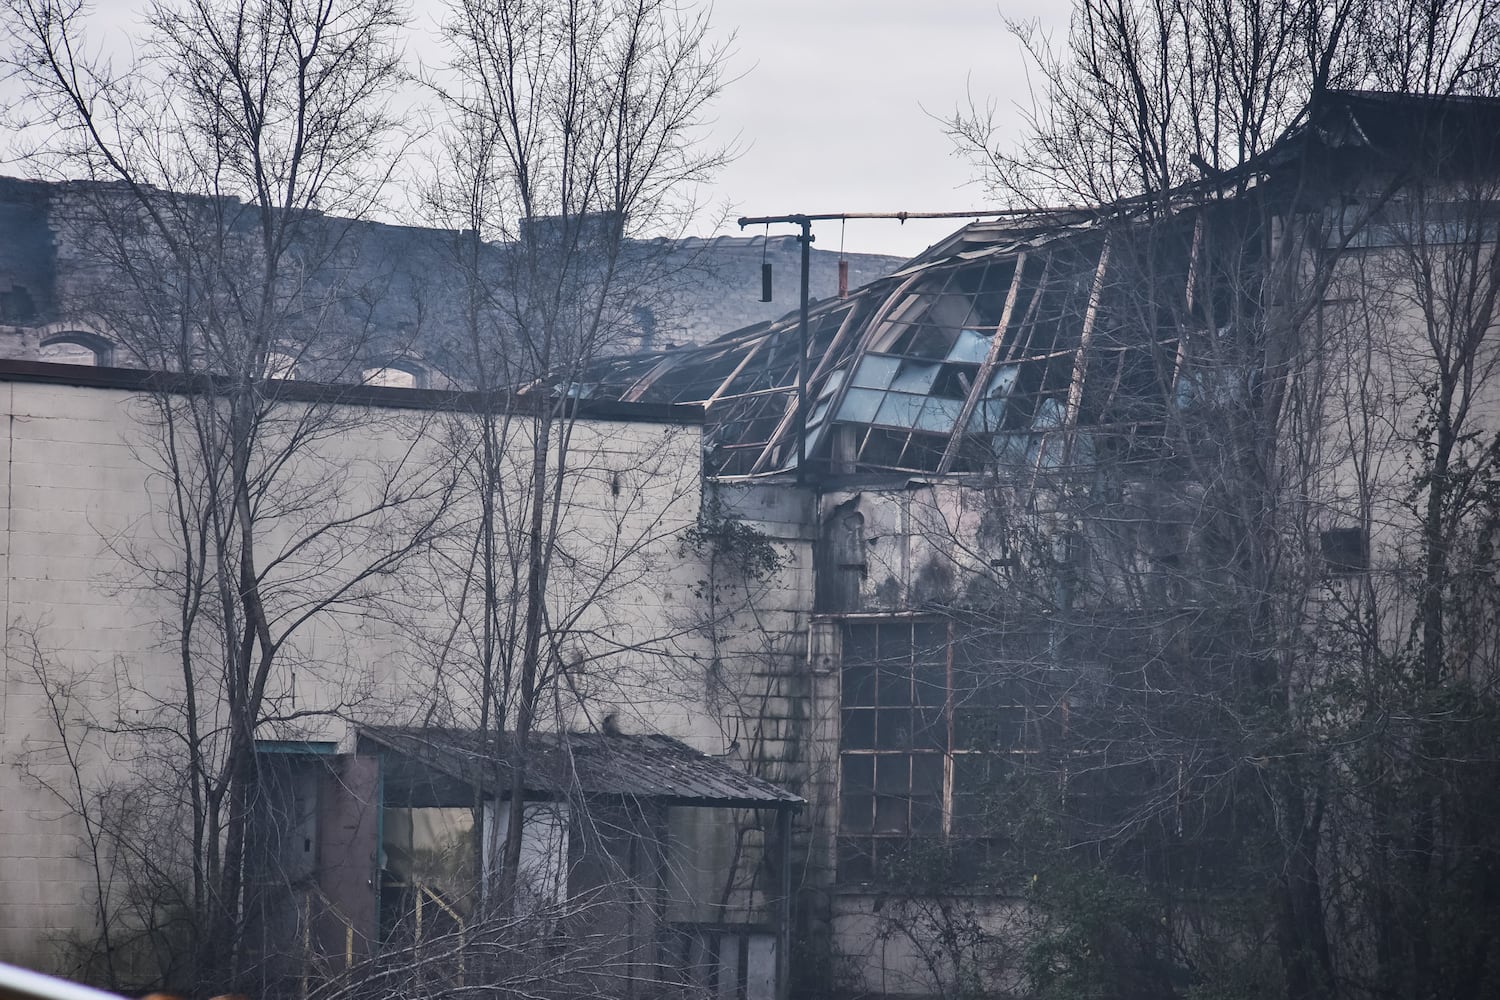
[[926, 4, 1500, 999], [414, 0, 732, 924], [947, 0, 1361, 208], [0, 1, 462, 992]]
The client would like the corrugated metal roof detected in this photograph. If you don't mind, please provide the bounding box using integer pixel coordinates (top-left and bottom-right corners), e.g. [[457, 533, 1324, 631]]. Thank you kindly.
[[358, 725, 802, 809]]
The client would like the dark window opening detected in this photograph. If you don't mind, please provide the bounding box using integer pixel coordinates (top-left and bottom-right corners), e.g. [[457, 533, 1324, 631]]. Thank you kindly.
[[1321, 526, 1368, 574], [242, 745, 379, 989], [0, 286, 36, 322], [837, 619, 1034, 883]]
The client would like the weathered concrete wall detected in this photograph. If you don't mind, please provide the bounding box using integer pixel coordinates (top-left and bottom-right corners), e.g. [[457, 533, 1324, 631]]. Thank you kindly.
[[0, 177, 906, 373], [0, 368, 766, 972], [649, 235, 906, 349]]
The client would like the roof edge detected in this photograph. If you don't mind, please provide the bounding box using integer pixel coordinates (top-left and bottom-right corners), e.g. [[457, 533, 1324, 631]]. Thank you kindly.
[[0, 359, 705, 425]]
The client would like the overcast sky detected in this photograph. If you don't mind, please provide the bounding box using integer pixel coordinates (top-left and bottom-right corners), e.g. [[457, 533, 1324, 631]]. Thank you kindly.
[[697, 0, 1065, 258], [2, 1, 1070, 260]]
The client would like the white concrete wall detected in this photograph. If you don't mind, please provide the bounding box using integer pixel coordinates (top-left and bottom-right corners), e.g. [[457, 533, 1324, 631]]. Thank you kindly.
[[0, 374, 734, 972]]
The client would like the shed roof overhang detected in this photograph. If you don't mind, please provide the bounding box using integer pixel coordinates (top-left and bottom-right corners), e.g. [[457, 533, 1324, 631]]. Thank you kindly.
[[358, 725, 803, 811]]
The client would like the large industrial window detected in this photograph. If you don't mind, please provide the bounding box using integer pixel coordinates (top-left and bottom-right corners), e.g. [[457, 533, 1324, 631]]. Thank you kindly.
[[837, 619, 1058, 882]]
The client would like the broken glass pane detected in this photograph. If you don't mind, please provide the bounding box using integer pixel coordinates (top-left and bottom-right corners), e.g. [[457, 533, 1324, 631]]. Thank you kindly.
[[803, 424, 824, 458], [984, 364, 1019, 398], [841, 794, 875, 833], [992, 432, 1034, 467], [843, 709, 876, 750], [968, 399, 1007, 432], [932, 363, 974, 399], [838, 387, 885, 423], [845, 624, 878, 662], [954, 707, 997, 750], [914, 705, 946, 751], [1036, 432, 1064, 470], [843, 663, 877, 706], [890, 361, 939, 394], [816, 368, 847, 399], [876, 708, 912, 749], [843, 755, 875, 791], [913, 623, 947, 663], [851, 354, 900, 389], [874, 795, 908, 834], [911, 797, 942, 836], [838, 838, 874, 881], [875, 755, 910, 793], [915, 396, 964, 434], [876, 624, 910, 664], [952, 753, 992, 796], [874, 391, 926, 429], [1031, 397, 1066, 430], [948, 328, 993, 364], [1071, 432, 1094, 465], [1175, 359, 1248, 408], [913, 663, 947, 707], [877, 662, 911, 706], [910, 753, 944, 793]]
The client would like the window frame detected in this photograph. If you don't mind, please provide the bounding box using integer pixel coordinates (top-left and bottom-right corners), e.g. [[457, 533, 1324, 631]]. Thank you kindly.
[[836, 617, 1049, 884], [39, 330, 115, 367]]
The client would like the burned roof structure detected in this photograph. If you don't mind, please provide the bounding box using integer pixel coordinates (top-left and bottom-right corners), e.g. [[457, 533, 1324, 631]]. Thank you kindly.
[[586, 90, 1500, 481]]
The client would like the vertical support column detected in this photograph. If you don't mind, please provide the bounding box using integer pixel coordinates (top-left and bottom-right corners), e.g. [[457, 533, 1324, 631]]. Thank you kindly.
[[796, 218, 813, 483], [1171, 213, 1206, 397], [938, 254, 1029, 473], [1035, 236, 1111, 481], [1063, 237, 1113, 433], [775, 806, 794, 1000]]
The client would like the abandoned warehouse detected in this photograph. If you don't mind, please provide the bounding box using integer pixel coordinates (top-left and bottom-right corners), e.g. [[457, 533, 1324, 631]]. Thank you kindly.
[[1, 88, 1499, 999]]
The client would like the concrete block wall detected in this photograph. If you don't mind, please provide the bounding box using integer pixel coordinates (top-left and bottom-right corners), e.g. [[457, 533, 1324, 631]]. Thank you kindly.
[[0, 372, 733, 973]]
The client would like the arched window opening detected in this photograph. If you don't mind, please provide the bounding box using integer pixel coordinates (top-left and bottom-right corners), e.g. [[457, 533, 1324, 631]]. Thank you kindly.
[[39, 332, 114, 367], [265, 352, 299, 380], [362, 363, 426, 389]]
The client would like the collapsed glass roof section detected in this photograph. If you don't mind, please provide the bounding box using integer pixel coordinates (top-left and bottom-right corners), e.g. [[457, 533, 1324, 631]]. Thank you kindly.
[[584, 91, 1500, 481], [586, 215, 1186, 480]]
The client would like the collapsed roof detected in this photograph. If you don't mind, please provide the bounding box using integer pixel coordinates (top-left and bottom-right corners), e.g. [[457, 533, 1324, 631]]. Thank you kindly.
[[584, 90, 1500, 481]]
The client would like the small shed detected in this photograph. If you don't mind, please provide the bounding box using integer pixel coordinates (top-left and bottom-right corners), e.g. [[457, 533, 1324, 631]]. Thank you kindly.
[[245, 727, 802, 1000]]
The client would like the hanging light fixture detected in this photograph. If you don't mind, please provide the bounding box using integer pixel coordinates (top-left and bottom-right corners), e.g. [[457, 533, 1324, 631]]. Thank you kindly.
[[837, 217, 849, 299], [760, 224, 773, 302]]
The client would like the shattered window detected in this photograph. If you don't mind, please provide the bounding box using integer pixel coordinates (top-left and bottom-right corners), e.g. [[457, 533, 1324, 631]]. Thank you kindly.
[[1329, 200, 1500, 248], [947, 328, 992, 364], [601, 227, 1190, 478]]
